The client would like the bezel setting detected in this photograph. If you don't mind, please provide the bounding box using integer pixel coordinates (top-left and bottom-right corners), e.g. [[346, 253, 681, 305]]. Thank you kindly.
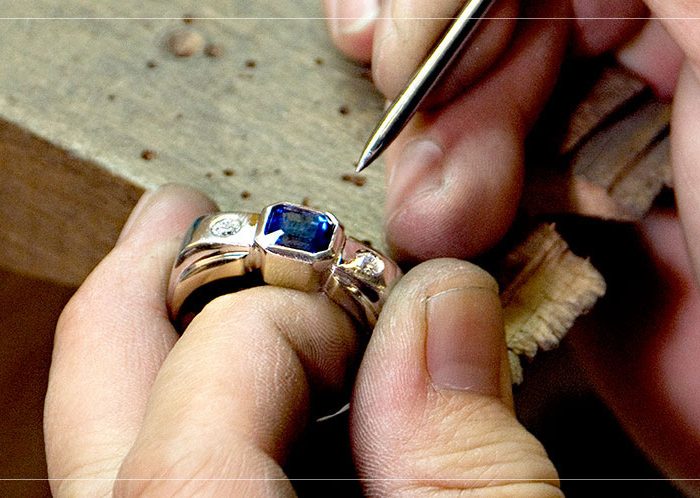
[[255, 203, 341, 258], [254, 202, 345, 291]]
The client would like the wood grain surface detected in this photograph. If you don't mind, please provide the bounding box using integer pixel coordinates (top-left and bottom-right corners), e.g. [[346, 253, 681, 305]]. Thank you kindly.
[[0, 0, 386, 286]]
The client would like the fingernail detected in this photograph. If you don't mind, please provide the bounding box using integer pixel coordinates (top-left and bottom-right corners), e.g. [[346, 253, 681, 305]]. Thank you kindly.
[[118, 188, 156, 244], [426, 286, 503, 394], [329, 0, 379, 35], [386, 138, 444, 215]]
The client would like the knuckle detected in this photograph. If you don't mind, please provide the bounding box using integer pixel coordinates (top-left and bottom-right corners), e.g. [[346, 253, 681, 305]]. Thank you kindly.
[[114, 442, 219, 497], [365, 401, 560, 497], [50, 454, 122, 498], [398, 481, 563, 498], [114, 440, 289, 498]]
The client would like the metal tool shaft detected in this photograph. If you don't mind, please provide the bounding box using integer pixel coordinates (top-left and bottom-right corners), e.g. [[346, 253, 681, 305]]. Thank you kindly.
[[356, 0, 495, 172]]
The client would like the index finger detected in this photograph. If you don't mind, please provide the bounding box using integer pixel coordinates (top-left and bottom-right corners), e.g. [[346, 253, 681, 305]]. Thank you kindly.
[[44, 185, 217, 496]]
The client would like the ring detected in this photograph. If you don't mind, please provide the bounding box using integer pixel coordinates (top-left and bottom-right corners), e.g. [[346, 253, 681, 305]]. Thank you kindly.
[[167, 202, 402, 330]]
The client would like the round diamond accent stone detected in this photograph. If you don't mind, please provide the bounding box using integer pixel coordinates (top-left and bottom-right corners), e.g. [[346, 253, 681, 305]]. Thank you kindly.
[[354, 251, 385, 278], [210, 216, 243, 237]]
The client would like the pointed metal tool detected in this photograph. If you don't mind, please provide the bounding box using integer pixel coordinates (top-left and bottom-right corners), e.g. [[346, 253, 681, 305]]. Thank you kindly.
[[355, 0, 496, 173]]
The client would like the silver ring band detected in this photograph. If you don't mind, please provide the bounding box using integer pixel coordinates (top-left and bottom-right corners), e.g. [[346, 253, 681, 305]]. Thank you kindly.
[[167, 202, 402, 330]]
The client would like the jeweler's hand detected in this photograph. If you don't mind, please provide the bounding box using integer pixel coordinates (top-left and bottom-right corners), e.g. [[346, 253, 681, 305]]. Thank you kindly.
[[44, 185, 560, 497], [322, 0, 684, 261], [323, 0, 700, 494]]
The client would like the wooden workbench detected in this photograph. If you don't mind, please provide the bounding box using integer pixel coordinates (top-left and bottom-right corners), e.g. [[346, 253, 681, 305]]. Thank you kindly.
[[1, 0, 386, 287], [0, 0, 617, 386]]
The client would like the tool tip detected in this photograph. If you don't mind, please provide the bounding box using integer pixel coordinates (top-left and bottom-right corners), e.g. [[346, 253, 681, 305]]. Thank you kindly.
[[356, 133, 383, 172], [355, 153, 374, 173]]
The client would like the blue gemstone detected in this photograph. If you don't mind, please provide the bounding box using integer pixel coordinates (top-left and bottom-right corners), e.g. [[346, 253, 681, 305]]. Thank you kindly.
[[264, 204, 335, 253]]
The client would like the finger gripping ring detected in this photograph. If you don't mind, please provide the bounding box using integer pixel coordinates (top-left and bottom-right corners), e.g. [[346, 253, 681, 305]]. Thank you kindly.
[[167, 202, 402, 330]]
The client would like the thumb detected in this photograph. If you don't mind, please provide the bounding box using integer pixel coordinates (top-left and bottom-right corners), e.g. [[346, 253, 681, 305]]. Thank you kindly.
[[350, 259, 561, 497]]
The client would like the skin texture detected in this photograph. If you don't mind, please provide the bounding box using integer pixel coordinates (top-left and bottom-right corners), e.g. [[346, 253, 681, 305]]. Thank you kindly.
[[45, 185, 562, 497], [44, 2, 700, 496], [322, 0, 700, 495]]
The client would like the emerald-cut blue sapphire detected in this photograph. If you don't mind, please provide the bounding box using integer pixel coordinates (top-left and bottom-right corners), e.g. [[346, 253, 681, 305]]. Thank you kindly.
[[264, 204, 335, 253]]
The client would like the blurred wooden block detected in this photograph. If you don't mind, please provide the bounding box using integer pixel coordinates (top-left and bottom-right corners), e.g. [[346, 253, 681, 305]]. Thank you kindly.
[[560, 65, 648, 154], [525, 65, 672, 221]]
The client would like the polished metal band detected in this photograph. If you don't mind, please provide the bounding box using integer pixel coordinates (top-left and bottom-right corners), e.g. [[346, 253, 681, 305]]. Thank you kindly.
[[167, 203, 402, 330]]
